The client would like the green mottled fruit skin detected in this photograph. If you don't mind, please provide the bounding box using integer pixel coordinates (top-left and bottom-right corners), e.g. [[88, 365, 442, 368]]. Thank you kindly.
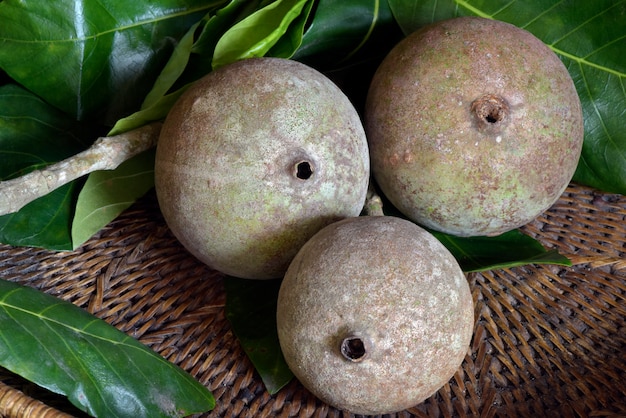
[[277, 216, 473, 415], [365, 17, 584, 236], [155, 58, 369, 279]]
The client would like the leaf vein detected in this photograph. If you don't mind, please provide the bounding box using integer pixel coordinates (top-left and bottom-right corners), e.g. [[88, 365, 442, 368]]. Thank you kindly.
[[518, 0, 565, 29], [491, 0, 518, 19], [581, 33, 626, 60], [553, 47, 626, 78], [577, 61, 626, 165], [0, 299, 140, 349], [547, 2, 626, 48], [42, 319, 110, 414], [431, 0, 438, 21], [2, 4, 216, 44], [453, 0, 493, 18]]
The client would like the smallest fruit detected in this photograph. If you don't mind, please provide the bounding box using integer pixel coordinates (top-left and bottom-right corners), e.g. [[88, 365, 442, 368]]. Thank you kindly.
[[277, 216, 474, 415]]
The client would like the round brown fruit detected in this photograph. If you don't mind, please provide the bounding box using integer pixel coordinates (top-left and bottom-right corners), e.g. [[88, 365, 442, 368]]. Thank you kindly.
[[155, 57, 369, 279], [277, 216, 474, 415], [365, 17, 584, 236]]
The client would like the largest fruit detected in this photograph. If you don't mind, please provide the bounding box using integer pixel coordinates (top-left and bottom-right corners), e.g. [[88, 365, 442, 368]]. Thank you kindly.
[[155, 58, 369, 279], [365, 17, 584, 236]]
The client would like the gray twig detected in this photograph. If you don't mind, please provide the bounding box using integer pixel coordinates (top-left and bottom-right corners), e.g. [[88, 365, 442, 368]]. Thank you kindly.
[[0, 122, 162, 216]]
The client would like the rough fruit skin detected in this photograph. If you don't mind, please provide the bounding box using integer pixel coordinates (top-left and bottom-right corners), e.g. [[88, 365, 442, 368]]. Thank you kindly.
[[155, 58, 369, 279], [365, 17, 584, 236], [277, 216, 474, 415]]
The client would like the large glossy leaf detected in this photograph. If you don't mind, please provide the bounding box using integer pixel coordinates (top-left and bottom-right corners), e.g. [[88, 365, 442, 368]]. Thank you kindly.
[[0, 85, 95, 250], [292, 0, 402, 69], [108, 0, 254, 136], [0, 279, 214, 417], [224, 277, 294, 394], [387, 0, 626, 195], [430, 229, 571, 273], [71, 149, 156, 249], [140, 20, 204, 113], [0, 0, 227, 122], [212, 0, 313, 68], [266, 0, 315, 58], [110, 0, 313, 136]]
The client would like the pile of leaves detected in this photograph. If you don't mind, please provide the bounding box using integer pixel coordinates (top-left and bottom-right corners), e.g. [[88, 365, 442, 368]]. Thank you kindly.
[[0, 0, 624, 416]]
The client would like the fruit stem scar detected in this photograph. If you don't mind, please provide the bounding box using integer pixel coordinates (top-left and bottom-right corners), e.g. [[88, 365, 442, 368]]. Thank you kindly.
[[341, 335, 367, 362], [294, 160, 314, 180], [470, 94, 509, 132]]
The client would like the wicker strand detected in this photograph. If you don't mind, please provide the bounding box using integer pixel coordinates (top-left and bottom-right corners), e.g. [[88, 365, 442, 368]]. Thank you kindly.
[[0, 183, 624, 418], [0, 382, 74, 418], [568, 255, 626, 270]]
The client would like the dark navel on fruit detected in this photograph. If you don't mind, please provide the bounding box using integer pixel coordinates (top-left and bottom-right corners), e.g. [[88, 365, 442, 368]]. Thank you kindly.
[[294, 160, 314, 180], [471, 94, 509, 132], [340, 335, 368, 362]]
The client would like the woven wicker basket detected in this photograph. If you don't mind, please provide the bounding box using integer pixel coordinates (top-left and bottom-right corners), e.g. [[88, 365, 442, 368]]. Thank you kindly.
[[1, 182, 625, 418]]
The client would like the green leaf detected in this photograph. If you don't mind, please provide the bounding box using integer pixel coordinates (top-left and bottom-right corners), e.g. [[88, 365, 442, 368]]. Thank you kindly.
[[387, 0, 626, 195], [0, 85, 91, 179], [212, 0, 313, 69], [191, 0, 264, 59], [108, 90, 184, 137], [171, 0, 268, 89], [71, 149, 156, 249], [430, 229, 572, 273], [108, 1, 263, 135], [0, 85, 95, 250], [224, 277, 294, 394], [140, 20, 204, 112], [132, 0, 251, 110], [378, 190, 570, 272], [293, 0, 401, 69], [0, 279, 214, 417], [0, 184, 78, 251], [0, 0, 226, 122], [265, 0, 315, 58]]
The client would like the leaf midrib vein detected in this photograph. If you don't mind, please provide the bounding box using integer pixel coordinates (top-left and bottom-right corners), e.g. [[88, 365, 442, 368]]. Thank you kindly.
[[454, 0, 626, 78], [0, 295, 190, 380], [1, 5, 213, 44], [0, 294, 212, 405], [0, 300, 140, 349], [2, 304, 127, 416]]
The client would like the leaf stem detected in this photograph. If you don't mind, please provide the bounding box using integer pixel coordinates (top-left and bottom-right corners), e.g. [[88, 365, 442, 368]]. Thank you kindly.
[[363, 180, 384, 216], [0, 122, 162, 216]]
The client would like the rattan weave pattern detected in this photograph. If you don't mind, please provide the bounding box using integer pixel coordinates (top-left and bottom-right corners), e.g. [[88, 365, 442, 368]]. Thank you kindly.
[[0, 183, 625, 418]]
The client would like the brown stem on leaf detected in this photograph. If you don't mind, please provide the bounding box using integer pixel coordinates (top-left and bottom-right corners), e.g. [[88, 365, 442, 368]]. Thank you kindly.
[[0, 122, 162, 216]]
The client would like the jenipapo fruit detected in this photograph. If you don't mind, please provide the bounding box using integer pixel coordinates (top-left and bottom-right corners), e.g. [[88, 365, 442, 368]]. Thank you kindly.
[[277, 216, 474, 415], [155, 57, 369, 279], [365, 17, 584, 237]]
